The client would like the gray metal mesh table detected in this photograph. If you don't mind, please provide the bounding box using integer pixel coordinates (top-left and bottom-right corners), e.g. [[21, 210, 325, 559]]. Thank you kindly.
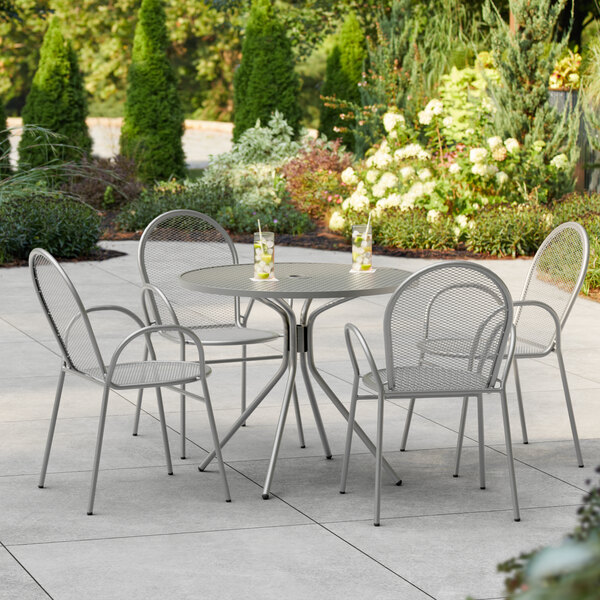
[[180, 262, 411, 498]]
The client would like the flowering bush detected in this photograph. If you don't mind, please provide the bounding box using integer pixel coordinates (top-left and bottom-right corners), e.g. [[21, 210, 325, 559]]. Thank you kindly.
[[281, 138, 353, 221], [329, 98, 575, 236]]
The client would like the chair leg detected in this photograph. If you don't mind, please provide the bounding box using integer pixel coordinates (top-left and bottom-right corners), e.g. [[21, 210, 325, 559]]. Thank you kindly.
[[556, 347, 584, 467], [132, 345, 148, 436], [201, 379, 231, 502], [156, 388, 173, 476], [241, 345, 247, 427], [39, 369, 66, 489], [477, 394, 485, 490], [292, 385, 306, 448], [340, 378, 360, 494], [180, 344, 186, 459], [513, 359, 529, 444], [87, 384, 111, 516], [500, 389, 520, 521], [374, 390, 385, 527], [400, 398, 415, 451], [453, 397, 468, 478]]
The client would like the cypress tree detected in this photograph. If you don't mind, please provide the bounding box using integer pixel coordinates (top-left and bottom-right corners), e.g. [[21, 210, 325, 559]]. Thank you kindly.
[[319, 12, 366, 152], [120, 0, 186, 182], [483, 0, 575, 160], [18, 17, 92, 169], [233, 0, 301, 142], [0, 98, 11, 178]]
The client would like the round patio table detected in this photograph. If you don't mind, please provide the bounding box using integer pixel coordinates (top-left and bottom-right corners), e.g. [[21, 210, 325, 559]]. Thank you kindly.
[[180, 262, 411, 498]]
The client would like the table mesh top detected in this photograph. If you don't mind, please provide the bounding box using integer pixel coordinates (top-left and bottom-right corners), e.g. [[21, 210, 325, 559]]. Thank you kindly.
[[180, 263, 411, 299]]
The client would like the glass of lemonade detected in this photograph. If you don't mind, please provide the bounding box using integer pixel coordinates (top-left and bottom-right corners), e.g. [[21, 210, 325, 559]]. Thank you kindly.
[[351, 224, 373, 272], [253, 232, 275, 280]]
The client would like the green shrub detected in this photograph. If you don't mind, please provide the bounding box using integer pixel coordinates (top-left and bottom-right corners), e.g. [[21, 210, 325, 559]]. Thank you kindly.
[[217, 200, 313, 235], [18, 17, 91, 169], [116, 179, 232, 232], [319, 12, 366, 151], [120, 0, 186, 183], [375, 208, 458, 250], [233, 0, 301, 141], [0, 196, 100, 262], [0, 101, 11, 179]]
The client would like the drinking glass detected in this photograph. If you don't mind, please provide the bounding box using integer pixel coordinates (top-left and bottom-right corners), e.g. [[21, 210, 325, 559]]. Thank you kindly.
[[253, 232, 275, 280], [351, 224, 373, 272]]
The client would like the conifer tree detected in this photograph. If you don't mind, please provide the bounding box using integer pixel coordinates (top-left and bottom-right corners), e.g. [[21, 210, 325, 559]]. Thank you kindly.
[[0, 98, 11, 178], [319, 12, 366, 152], [233, 0, 301, 142], [120, 0, 185, 182], [483, 0, 576, 161], [18, 17, 92, 169]]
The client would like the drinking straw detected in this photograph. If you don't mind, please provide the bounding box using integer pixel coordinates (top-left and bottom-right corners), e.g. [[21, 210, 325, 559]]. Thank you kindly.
[[257, 219, 264, 246], [366, 211, 372, 235]]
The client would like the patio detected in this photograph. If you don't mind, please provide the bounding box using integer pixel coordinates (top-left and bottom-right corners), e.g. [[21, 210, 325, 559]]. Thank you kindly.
[[1, 241, 599, 600]]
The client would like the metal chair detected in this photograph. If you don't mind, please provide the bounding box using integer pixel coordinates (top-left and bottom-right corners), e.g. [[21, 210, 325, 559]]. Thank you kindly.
[[30, 248, 230, 515], [133, 209, 304, 459], [401, 222, 589, 469], [339, 262, 519, 526]]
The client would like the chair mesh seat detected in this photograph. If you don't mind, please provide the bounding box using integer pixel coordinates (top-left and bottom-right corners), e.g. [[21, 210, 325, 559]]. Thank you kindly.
[[87, 361, 210, 388], [514, 337, 549, 357], [363, 366, 488, 395]]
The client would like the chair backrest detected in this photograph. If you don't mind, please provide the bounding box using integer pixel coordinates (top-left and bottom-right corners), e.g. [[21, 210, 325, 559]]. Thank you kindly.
[[516, 222, 589, 348], [383, 262, 513, 391], [29, 249, 104, 375], [138, 210, 240, 329]]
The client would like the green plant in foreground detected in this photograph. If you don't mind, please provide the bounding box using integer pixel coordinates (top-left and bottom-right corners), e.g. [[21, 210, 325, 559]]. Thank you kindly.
[[0, 98, 11, 178], [120, 0, 186, 183], [18, 17, 91, 170]]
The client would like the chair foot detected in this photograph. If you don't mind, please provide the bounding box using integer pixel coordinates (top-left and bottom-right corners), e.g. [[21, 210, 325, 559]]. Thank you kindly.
[[326, 455, 332, 460], [198, 466, 204, 472], [262, 493, 270, 500], [132, 433, 138, 437], [339, 491, 345, 494], [180, 456, 186, 460], [168, 471, 173, 476], [480, 486, 486, 490], [226, 499, 231, 503], [87, 511, 93, 516], [579, 464, 584, 468], [38, 485, 44, 489], [453, 474, 458, 478], [523, 441, 528, 445], [400, 449, 406, 452], [395, 480, 402, 486], [301, 445, 306, 449], [514, 518, 521, 522], [374, 522, 380, 527], [241, 423, 246, 427]]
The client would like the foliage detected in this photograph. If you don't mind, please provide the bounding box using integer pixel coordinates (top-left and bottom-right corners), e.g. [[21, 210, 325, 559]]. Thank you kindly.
[[483, 0, 579, 169], [120, 0, 186, 183], [232, 0, 301, 141], [281, 138, 353, 221], [0, 195, 100, 262], [204, 112, 302, 211], [61, 155, 145, 210], [17, 17, 92, 169], [328, 101, 575, 236], [319, 12, 366, 151], [0, 99, 11, 178], [497, 466, 600, 599], [549, 48, 582, 91], [374, 208, 457, 250], [115, 178, 233, 231]]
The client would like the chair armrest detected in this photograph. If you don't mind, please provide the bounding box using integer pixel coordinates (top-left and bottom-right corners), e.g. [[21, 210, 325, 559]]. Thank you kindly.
[[513, 299, 562, 352], [344, 323, 384, 393], [85, 305, 146, 328], [140, 284, 181, 327], [497, 323, 517, 387], [106, 324, 208, 383]]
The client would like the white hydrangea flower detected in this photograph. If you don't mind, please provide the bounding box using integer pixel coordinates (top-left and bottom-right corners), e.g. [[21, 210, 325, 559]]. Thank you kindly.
[[544, 212, 554, 226], [533, 140, 546, 153], [372, 183, 387, 198], [407, 182, 426, 199], [469, 147, 488, 163], [424, 181, 436, 195], [329, 211, 345, 232], [373, 150, 392, 169], [383, 111, 405, 133], [425, 99, 443, 115], [418, 168, 432, 181], [442, 116, 454, 127], [471, 163, 489, 177], [487, 136, 503, 150], [379, 172, 399, 189], [418, 110, 434, 125], [550, 153, 569, 170], [455, 214, 468, 229], [417, 149, 431, 160], [389, 130, 398, 139], [366, 169, 380, 184], [394, 143, 425, 160], [453, 226, 461, 237], [495, 171, 509, 186], [400, 166, 415, 179], [342, 198, 350, 210], [427, 209, 440, 223], [486, 164, 499, 176], [400, 194, 415, 211], [365, 156, 375, 167], [341, 167, 358, 185], [349, 192, 370, 210], [448, 162, 461, 175], [504, 138, 520, 153]]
